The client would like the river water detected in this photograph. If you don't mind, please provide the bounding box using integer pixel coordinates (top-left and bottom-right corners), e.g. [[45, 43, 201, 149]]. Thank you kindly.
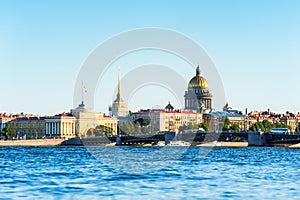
[[0, 146, 299, 199]]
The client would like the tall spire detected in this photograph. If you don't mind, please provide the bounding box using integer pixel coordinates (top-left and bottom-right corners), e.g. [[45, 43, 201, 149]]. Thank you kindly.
[[117, 66, 121, 100], [196, 65, 201, 76], [78, 81, 86, 109], [81, 81, 85, 106], [111, 65, 129, 117]]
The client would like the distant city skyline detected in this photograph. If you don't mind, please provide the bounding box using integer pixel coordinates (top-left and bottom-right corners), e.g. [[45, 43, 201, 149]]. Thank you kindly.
[[1, 1, 299, 115]]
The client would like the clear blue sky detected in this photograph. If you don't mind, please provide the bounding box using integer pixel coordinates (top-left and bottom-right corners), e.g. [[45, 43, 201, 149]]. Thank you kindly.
[[1, 0, 299, 115]]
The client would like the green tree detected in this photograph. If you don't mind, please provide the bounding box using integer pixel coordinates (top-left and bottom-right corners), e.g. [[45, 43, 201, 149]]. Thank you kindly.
[[272, 122, 291, 131], [256, 122, 265, 132], [223, 117, 230, 131], [249, 120, 294, 132], [2, 127, 14, 139], [132, 118, 154, 134], [93, 125, 113, 136], [231, 124, 240, 131], [249, 123, 256, 131], [86, 128, 95, 136], [128, 122, 135, 134], [150, 123, 155, 134], [0, 129, 6, 140], [135, 121, 142, 134], [250, 122, 265, 132], [141, 121, 155, 134], [186, 122, 198, 130], [199, 122, 209, 131], [262, 120, 275, 131], [120, 121, 139, 135], [120, 122, 131, 135]]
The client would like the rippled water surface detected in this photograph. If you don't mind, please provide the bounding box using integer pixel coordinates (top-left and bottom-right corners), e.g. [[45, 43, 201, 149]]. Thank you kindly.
[[0, 146, 299, 199]]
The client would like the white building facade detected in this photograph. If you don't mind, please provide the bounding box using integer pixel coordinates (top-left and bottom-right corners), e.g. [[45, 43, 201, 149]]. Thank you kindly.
[[133, 108, 203, 133], [45, 114, 76, 138]]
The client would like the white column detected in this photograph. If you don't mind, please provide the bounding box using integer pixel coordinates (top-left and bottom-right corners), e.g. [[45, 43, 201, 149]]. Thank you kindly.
[[46, 123, 48, 135], [54, 122, 56, 135], [66, 123, 68, 135], [56, 122, 58, 135], [72, 123, 74, 135], [57, 122, 59, 135], [67, 122, 69, 135], [69, 123, 71, 135], [65, 122, 68, 135], [52, 122, 54, 135], [69, 123, 72, 135], [64, 122, 66, 135], [50, 122, 53, 135], [55, 122, 57, 135], [58, 122, 60, 135]]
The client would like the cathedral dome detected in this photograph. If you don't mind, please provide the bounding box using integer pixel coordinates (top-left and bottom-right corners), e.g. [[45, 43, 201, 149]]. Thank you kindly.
[[188, 66, 209, 89], [165, 101, 174, 110]]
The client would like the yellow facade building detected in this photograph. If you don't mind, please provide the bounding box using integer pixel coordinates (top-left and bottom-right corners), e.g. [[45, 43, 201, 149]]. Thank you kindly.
[[7, 117, 46, 139], [0, 116, 15, 130], [71, 102, 118, 136]]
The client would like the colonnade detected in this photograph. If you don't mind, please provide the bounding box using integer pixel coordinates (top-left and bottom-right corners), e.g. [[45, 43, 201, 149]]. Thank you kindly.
[[45, 122, 75, 136]]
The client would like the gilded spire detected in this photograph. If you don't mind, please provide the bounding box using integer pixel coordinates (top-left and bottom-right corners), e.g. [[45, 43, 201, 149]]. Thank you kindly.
[[112, 66, 129, 117], [196, 65, 201, 76], [117, 66, 121, 100]]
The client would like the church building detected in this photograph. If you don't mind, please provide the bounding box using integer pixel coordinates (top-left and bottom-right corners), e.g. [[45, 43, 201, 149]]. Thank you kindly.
[[111, 67, 129, 117], [184, 65, 212, 112]]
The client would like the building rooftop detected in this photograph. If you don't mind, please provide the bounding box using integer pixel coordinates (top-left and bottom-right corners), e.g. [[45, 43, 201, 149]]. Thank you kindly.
[[136, 109, 200, 114], [208, 111, 244, 117], [14, 116, 46, 121]]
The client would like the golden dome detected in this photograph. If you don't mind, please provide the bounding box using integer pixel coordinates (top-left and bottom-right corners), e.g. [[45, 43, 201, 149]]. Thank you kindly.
[[188, 66, 209, 89]]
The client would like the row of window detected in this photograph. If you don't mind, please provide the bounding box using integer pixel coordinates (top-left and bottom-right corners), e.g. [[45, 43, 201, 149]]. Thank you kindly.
[[165, 116, 199, 120], [14, 129, 45, 134]]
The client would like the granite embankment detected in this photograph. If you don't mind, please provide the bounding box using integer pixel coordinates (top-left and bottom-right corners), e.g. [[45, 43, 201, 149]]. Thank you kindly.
[[0, 139, 65, 146], [289, 143, 300, 148], [217, 142, 248, 147], [198, 141, 248, 147]]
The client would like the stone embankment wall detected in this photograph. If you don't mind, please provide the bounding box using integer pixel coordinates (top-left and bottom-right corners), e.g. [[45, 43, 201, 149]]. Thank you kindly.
[[289, 143, 300, 148], [0, 139, 65, 146], [218, 142, 248, 147]]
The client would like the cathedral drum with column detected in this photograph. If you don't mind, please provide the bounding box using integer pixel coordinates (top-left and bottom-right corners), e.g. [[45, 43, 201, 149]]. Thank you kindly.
[[184, 66, 212, 113]]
